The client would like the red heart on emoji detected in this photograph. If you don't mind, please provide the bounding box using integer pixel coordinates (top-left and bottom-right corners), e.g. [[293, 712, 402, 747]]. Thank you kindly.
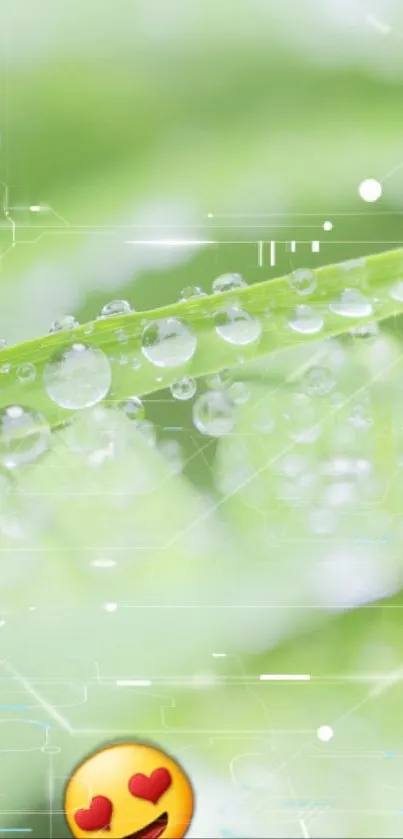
[[129, 767, 172, 804], [74, 795, 113, 832]]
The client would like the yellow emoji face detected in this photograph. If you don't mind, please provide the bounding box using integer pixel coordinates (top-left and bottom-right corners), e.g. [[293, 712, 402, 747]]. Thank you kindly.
[[64, 742, 194, 839]]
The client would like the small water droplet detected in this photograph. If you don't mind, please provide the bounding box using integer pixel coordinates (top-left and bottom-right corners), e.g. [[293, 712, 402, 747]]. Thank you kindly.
[[329, 289, 373, 318], [119, 354, 129, 366], [49, 315, 79, 333], [84, 322, 95, 336], [348, 402, 373, 430], [287, 268, 317, 296], [115, 328, 129, 344], [179, 285, 206, 301], [288, 305, 324, 334], [119, 396, 145, 422], [98, 300, 132, 318], [227, 381, 249, 404], [131, 357, 141, 370], [159, 439, 183, 474], [215, 306, 262, 345], [350, 322, 379, 339], [16, 363, 36, 384], [0, 405, 51, 469], [283, 393, 321, 444], [141, 318, 197, 368], [136, 419, 156, 446], [193, 391, 236, 437], [0, 339, 7, 350], [170, 377, 197, 401], [212, 273, 247, 294], [43, 343, 111, 409], [205, 369, 232, 390], [303, 366, 335, 396], [0, 364, 11, 375]]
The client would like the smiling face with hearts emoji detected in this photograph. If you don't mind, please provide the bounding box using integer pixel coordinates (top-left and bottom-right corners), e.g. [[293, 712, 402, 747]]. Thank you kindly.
[[64, 743, 194, 839]]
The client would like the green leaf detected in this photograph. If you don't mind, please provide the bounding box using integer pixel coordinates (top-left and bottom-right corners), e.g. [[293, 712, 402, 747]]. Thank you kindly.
[[1, 246, 403, 429]]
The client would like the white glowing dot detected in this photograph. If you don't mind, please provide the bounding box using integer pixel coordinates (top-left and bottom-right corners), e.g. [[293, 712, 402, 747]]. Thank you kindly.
[[359, 179, 382, 203], [29, 205, 41, 213], [317, 725, 333, 741], [207, 213, 214, 218], [104, 602, 117, 612], [323, 221, 333, 231]]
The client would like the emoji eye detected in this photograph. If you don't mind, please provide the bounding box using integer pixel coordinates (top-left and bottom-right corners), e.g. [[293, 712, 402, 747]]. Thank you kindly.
[[128, 767, 172, 804], [74, 795, 113, 832]]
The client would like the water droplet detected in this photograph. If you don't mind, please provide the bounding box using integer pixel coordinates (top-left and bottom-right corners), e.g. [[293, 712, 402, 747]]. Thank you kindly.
[[63, 406, 126, 464], [215, 306, 262, 345], [115, 328, 129, 344], [119, 396, 145, 422], [16, 363, 36, 384], [193, 391, 236, 437], [170, 377, 197, 401], [141, 318, 197, 368], [348, 402, 373, 430], [329, 289, 373, 318], [43, 343, 111, 410], [288, 305, 324, 335], [0, 364, 11, 375], [283, 393, 321, 444], [227, 381, 249, 404], [350, 322, 379, 339], [0, 339, 7, 350], [389, 280, 403, 302], [303, 366, 335, 396], [131, 357, 141, 370], [135, 419, 156, 446], [98, 300, 132, 318], [159, 439, 183, 474], [49, 315, 79, 333], [287, 268, 317, 296], [0, 406, 51, 469], [205, 369, 232, 390], [84, 322, 95, 336], [212, 273, 247, 294], [179, 285, 206, 301]]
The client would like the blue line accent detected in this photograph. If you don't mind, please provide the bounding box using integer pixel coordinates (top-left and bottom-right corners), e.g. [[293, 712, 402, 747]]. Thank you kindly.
[[0, 705, 30, 710]]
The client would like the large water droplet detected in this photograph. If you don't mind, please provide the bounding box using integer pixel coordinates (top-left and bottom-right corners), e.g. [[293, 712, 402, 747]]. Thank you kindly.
[[98, 300, 132, 318], [287, 268, 317, 296], [193, 391, 235, 437], [329, 289, 373, 318], [0, 406, 51, 469], [179, 285, 206, 302], [170, 377, 197, 401], [49, 315, 79, 333], [215, 306, 262, 345], [288, 305, 324, 334], [303, 366, 335, 396], [212, 273, 247, 294], [43, 343, 111, 409], [141, 318, 197, 368]]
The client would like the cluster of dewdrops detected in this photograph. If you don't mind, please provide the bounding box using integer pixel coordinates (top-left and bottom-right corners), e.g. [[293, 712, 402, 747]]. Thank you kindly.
[[0, 257, 391, 476]]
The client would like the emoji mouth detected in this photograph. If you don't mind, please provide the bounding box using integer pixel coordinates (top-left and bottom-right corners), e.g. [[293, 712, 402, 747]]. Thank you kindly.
[[122, 812, 168, 839]]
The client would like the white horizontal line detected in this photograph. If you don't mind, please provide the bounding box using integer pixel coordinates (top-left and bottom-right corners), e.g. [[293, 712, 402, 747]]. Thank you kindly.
[[124, 240, 214, 246], [116, 680, 152, 687], [212, 653, 227, 658], [260, 674, 311, 681]]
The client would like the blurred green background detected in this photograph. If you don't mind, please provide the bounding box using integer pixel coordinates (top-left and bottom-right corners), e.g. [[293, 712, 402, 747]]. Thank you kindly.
[[2, 1, 403, 837]]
